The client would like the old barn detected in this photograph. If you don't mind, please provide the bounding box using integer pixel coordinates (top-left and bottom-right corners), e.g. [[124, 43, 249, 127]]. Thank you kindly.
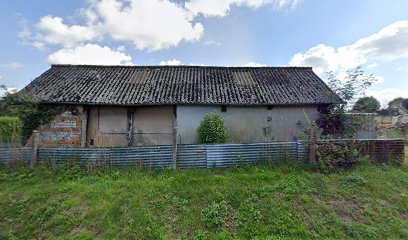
[[22, 65, 342, 147]]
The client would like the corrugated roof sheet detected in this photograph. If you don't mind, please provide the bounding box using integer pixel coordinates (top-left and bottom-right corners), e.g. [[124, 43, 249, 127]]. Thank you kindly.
[[22, 65, 343, 105]]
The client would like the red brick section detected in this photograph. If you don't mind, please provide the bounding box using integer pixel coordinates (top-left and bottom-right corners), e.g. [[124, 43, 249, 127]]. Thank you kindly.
[[26, 111, 82, 147], [316, 139, 405, 164]]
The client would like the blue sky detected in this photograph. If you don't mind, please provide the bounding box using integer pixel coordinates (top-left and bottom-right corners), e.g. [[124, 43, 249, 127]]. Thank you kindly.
[[1, 0, 408, 106]]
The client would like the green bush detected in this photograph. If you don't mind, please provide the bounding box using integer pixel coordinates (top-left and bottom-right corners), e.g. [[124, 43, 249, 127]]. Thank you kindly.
[[197, 111, 230, 144], [316, 143, 362, 172], [0, 117, 21, 143]]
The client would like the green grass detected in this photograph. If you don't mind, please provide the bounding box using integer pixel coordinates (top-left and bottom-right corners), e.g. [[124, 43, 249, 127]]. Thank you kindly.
[[0, 161, 407, 239]]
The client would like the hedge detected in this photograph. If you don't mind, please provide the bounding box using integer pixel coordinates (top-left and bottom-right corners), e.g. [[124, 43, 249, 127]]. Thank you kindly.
[[0, 117, 21, 143]]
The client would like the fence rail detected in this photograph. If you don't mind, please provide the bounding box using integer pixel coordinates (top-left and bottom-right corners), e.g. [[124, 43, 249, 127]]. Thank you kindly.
[[0, 139, 405, 168]]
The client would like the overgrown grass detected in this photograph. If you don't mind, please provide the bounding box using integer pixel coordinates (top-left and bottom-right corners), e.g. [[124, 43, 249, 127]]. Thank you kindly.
[[0, 160, 407, 239]]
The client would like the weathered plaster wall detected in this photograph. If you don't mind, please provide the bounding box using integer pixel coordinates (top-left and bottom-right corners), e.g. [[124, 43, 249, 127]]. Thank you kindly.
[[177, 105, 223, 144], [33, 104, 318, 147], [87, 105, 174, 147], [225, 106, 318, 142], [177, 105, 318, 144], [132, 106, 174, 146]]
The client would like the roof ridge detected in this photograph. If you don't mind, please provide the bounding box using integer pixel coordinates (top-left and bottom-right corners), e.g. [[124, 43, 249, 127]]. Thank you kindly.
[[50, 64, 313, 69]]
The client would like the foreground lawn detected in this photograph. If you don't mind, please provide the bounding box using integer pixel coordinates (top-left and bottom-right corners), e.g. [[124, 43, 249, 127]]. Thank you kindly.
[[0, 161, 407, 239]]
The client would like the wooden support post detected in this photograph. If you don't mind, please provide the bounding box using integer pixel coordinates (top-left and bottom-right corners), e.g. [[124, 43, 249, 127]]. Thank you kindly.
[[309, 126, 317, 164], [127, 108, 134, 147], [31, 130, 39, 168], [172, 127, 178, 169], [172, 105, 178, 169], [80, 107, 88, 147]]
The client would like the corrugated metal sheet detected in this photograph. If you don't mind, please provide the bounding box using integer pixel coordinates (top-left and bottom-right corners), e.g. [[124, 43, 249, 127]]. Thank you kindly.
[[22, 65, 343, 105], [38, 146, 173, 167], [1, 139, 404, 168], [177, 144, 207, 168], [206, 142, 299, 168], [297, 141, 308, 163], [38, 148, 110, 165], [0, 145, 31, 165], [21, 142, 301, 168], [109, 146, 172, 167]]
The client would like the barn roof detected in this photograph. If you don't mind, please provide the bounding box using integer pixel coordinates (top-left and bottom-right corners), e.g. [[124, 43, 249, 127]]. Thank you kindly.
[[22, 65, 343, 106]]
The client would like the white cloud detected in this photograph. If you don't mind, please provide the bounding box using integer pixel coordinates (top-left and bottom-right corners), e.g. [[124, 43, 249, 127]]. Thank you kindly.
[[36, 15, 100, 48], [366, 88, 408, 108], [289, 21, 408, 75], [90, 0, 204, 51], [185, 0, 297, 17], [18, 17, 32, 39], [47, 43, 133, 65], [244, 61, 267, 67], [0, 62, 23, 69], [159, 59, 182, 66], [0, 84, 18, 97], [202, 40, 222, 46], [22, 0, 203, 52], [22, 0, 297, 52]]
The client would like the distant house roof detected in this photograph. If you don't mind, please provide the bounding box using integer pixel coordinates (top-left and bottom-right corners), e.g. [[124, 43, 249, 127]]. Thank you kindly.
[[22, 65, 343, 106]]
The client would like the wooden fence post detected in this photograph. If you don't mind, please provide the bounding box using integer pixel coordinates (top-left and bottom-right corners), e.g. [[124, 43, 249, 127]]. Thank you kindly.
[[309, 126, 317, 164], [80, 107, 88, 147], [30, 130, 39, 168]]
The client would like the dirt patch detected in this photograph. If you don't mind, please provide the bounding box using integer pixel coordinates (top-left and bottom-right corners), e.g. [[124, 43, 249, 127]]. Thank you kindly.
[[327, 197, 370, 224], [328, 198, 356, 223], [400, 211, 408, 221]]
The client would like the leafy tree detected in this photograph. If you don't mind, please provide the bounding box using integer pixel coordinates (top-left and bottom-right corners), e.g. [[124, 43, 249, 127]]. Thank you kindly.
[[197, 111, 230, 144], [388, 97, 408, 109], [326, 66, 377, 112], [403, 99, 408, 110], [318, 66, 377, 137], [388, 97, 405, 108], [352, 96, 381, 113]]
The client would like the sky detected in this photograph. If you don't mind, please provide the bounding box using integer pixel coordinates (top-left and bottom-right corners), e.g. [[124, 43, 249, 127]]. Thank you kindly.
[[0, 0, 408, 107]]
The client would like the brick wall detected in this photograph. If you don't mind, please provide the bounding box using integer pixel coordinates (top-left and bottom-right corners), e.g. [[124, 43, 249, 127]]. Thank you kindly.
[[26, 110, 82, 147]]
